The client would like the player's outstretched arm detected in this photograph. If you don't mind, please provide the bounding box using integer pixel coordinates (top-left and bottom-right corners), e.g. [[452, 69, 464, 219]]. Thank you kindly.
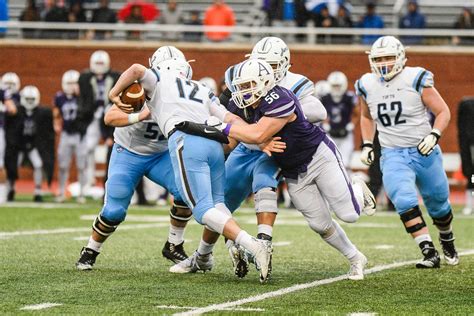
[[4, 98, 17, 115], [299, 94, 327, 123], [228, 115, 291, 144], [109, 63, 148, 114], [104, 104, 150, 127]]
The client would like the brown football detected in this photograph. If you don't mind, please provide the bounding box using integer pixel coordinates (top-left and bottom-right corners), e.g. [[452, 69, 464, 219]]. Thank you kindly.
[[120, 82, 145, 112]]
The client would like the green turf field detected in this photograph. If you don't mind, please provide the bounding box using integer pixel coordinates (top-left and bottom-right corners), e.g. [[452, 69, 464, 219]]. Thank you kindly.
[[1, 201, 473, 314]]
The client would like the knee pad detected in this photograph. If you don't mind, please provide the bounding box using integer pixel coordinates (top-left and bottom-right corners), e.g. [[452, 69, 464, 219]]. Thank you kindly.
[[200, 207, 231, 234], [106, 174, 134, 200], [393, 194, 417, 213], [254, 187, 278, 213], [336, 212, 359, 224], [400, 206, 426, 234], [432, 209, 453, 229], [170, 201, 192, 222], [93, 215, 119, 237], [307, 218, 333, 236]]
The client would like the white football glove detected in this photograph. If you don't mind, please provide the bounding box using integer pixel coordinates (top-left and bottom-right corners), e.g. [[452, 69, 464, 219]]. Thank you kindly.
[[360, 141, 374, 166], [417, 129, 441, 156], [206, 116, 230, 135]]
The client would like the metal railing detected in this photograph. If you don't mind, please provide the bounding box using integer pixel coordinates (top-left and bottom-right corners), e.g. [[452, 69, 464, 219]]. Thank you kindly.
[[0, 21, 473, 45]]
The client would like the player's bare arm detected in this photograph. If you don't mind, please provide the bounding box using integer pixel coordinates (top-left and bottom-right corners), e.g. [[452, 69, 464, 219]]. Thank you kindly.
[[422, 87, 451, 134], [109, 63, 147, 113], [104, 104, 151, 127], [227, 115, 293, 144], [359, 97, 376, 166], [4, 98, 17, 115], [52, 107, 62, 134]]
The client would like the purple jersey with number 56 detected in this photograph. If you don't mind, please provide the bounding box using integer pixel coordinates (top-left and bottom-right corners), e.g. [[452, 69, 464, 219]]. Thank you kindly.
[[229, 86, 325, 179]]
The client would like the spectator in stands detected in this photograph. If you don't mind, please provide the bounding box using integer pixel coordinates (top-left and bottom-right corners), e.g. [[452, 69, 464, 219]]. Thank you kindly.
[[42, 0, 69, 39], [125, 4, 145, 40], [90, 0, 117, 40], [20, 0, 41, 39], [399, 0, 425, 45], [203, 0, 235, 42], [314, 5, 337, 43], [334, 5, 353, 44], [453, 7, 474, 46], [358, 2, 384, 45], [265, 0, 297, 43], [159, 0, 183, 41], [0, 0, 8, 38], [67, 1, 86, 39], [183, 10, 202, 42]]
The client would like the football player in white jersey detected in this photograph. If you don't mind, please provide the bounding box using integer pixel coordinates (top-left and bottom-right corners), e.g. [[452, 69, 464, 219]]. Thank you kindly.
[[76, 47, 194, 270], [357, 36, 458, 268], [108, 58, 274, 283]]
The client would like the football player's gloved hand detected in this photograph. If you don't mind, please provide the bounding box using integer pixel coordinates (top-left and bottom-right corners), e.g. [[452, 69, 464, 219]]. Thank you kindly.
[[206, 116, 231, 136], [417, 128, 441, 156], [346, 122, 355, 132], [360, 141, 374, 166]]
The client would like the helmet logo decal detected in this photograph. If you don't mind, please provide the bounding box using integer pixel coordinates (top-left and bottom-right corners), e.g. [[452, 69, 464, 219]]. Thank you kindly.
[[258, 62, 271, 76]]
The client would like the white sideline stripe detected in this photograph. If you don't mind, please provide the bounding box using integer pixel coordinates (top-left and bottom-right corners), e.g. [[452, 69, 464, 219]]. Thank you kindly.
[[0, 223, 167, 238], [174, 250, 474, 316], [80, 214, 171, 222], [374, 244, 395, 250], [156, 305, 264, 311], [348, 313, 377, 316], [272, 241, 292, 247], [20, 303, 62, 310]]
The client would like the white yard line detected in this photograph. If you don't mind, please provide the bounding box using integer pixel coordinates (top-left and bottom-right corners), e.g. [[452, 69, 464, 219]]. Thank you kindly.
[[0, 223, 168, 238], [272, 241, 292, 247], [374, 245, 395, 250], [20, 303, 62, 310], [174, 250, 474, 316], [156, 305, 264, 311]]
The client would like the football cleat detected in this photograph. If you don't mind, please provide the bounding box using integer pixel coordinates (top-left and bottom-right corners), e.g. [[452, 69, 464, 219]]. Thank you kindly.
[[162, 241, 188, 263], [252, 239, 273, 284], [33, 195, 43, 203], [76, 247, 100, 270], [348, 251, 367, 280], [76, 196, 86, 204], [169, 251, 213, 273], [352, 176, 376, 216], [7, 190, 15, 201], [415, 249, 441, 269], [439, 235, 459, 266], [55, 195, 66, 203], [228, 242, 249, 278]]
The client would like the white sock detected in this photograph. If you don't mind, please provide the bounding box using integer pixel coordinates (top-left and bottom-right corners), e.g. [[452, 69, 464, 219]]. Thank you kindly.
[[0, 183, 7, 204], [86, 237, 103, 252], [235, 230, 258, 255], [322, 220, 358, 262], [414, 234, 432, 245], [168, 225, 185, 245], [257, 224, 273, 237], [33, 167, 42, 195], [58, 168, 69, 197], [197, 239, 214, 255]]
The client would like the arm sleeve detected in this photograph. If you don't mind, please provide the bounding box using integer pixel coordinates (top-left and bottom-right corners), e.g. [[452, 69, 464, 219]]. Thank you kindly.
[[139, 68, 159, 96], [209, 99, 230, 122], [355, 79, 368, 100], [298, 94, 327, 123]]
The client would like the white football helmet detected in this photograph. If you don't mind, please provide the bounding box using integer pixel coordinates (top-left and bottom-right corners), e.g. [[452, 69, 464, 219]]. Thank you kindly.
[[149, 46, 186, 68], [157, 57, 193, 80], [20, 85, 40, 111], [2, 72, 21, 93], [367, 36, 407, 81], [327, 71, 348, 102], [314, 80, 331, 100], [231, 59, 275, 109], [61, 70, 80, 96], [199, 77, 217, 94], [248, 36, 290, 83], [90, 50, 110, 75]]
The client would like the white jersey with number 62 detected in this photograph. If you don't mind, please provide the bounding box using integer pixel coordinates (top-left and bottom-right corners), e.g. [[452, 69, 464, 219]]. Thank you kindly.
[[355, 66, 434, 148]]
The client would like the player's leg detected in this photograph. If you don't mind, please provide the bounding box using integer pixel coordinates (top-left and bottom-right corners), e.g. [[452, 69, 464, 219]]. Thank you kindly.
[[28, 148, 44, 202], [0, 129, 7, 204], [84, 120, 100, 187], [56, 132, 73, 202], [415, 147, 459, 265], [381, 148, 440, 268], [333, 133, 354, 173], [168, 133, 272, 282], [316, 138, 373, 221], [75, 144, 144, 270], [287, 176, 366, 280], [145, 151, 191, 263]]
